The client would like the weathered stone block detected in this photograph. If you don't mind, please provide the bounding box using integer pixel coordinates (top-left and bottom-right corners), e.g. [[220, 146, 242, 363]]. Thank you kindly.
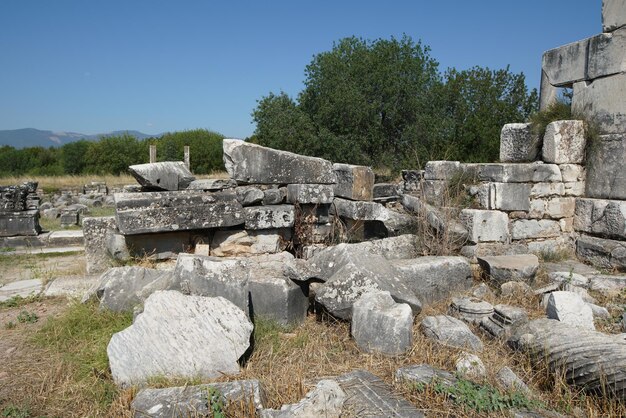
[[559, 164, 585, 182], [530, 182, 565, 198], [262, 187, 285, 205], [332, 163, 374, 201], [331, 197, 386, 220], [286, 184, 334, 204], [542, 38, 589, 86], [575, 198, 626, 239], [477, 254, 539, 284], [187, 178, 237, 191], [223, 139, 336, 184], [0, 210, 41, 237], [129, 161, 195, 191], [115, 191, 244, 235], [573, 74, 626, 134], [603, 0, 626, 32], [421, 180, 448, 205], [373, 183, 399, 199], [60, 211, 79, 227], [542, 120, 586, 164], [351, 290, 414, 356], [424, 161, 461, 180], [499, 123, 540, 162], [564, 182, 586, 197], [589, 27, 626, 79], [84, 216, 118, 274], [511, 219, 561, 240], [489, 183, 531, 211], [460, 209, 509, 244], [478, 163, 562, 183], [235, 186, 264, 206], [546, 197, 576, 219], [210, 229, 291, 257], [421, 315, 483, 352], [585, 134, 626, 199], [577, 234, 626, 271], [244, 205, 295, 230]]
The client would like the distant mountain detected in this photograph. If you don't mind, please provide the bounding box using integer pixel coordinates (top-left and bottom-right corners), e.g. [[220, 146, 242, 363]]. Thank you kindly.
[[0, 128, 160, 149]]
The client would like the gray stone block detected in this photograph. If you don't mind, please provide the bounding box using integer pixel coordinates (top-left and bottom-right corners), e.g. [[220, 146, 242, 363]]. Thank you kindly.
[[83, 216, 118, 274], [115, 191, 244, 235], [0, 210, 41, 237], [530, 183, 565, 198], [262, 187, 285, 205], [573, 74, 626, 134], [542, 38, 589, 86], [500, 123, 541, 162], [391, 256, 472, 305], [332, 163, 374, 201], [286, 184, 334, 204], [187, 178, 237, 191], [373, 183, 399, 198], [478, 163, 562, 183], [559, 164, 585, 182], [477, 254, 539, 284], [128, 161, 195, 191], [576, 234, 626, 271], [488, 183, 531, 211], [542, 120, 586, 164], [449, 297, 494, 324], [585, 134, 626, 199], [424, 160, 461, 180], [235, 186, 264, 206], [603, 0, 626, 32], [575, 197, 626, 239], [460, 209, 510, 244], [210, 229, 291, 257], [244, 205, 295, 230], [511, 219, 561, 240], [421, 315, 483, 352], [351, 290, 414, 356], [223, 139, 336, 184], [588, 27, 626, 79], [546, 291, 595, 330]]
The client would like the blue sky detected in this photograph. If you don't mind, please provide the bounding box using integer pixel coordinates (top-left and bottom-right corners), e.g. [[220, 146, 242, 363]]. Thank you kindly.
[[0, 0, 600, 139]]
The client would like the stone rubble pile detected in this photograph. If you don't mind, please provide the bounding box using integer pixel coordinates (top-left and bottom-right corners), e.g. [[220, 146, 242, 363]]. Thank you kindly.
[[0, 181, 41, 236]]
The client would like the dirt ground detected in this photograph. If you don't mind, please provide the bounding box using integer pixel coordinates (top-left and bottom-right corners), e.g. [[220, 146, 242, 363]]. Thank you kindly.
[[0, 253, 85, 286]]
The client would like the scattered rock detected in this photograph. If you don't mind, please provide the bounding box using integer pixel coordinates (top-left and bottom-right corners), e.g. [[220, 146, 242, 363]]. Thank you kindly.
[[421, 315, 483, 352], [259, 380, 345, 418], [500, 281, 532, 297], [496, 367, 530, 394], [546, 291, 595, 330], [455, 352, 486, 379], [477, 254, 539, 284], [480, 304, 528, 339], [395, 364, 458, 389], [449, 297, 494, 324]]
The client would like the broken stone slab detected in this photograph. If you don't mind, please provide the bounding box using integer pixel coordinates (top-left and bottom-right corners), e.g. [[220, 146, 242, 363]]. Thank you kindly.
[[187, 178, 237, 191], [351, 290, 414, 356], [546, 291, 595, 330], [460, 209, 510, 244], [210, 229, 291, 257], [449, 297, 494, 324], [420, 180, 448, 206], [576, 234, 626, 271], [477, 163, 562, 183], [108, 291, 253, 387], [478, 254, 539, 284], [0, 279, 43, 302], [132, 380, 265, 417], [259, 380, 345, 418], [44, 275, 99, 299], [262, 187, 286, 205], [542, 120, 586, 164], [480, 304, 528, 339], [573, 74, 626, 134], [286, 184, 334, 204], [400, 195, 468, 247], [334, 370, 425, 417], [500, 123, 541, 162], [244, 205, 295, 230], [603, 0, 626, 32], [589, 274, 626, 293], [332, 163, 374, 201], [421, 315, 483, 352], [391, 256, 473, 305], [496, 367, 530, 394], [128, 161, 195, 191], [511, 219, 561, 240], [585, 134, 626, 200], [315, 251, 422, 320], [0, 210, 41, 237], [87, 267, 172, 312], [423, 161, 461, 180], [395, 364, 458, 389], [509, 318, 626, 399], [235, 186, 264, 206], [115, 191, 244, 235], [223, 139, 336, 184], [455, 352, 486, 379], [542, 38, 589, 87], [574, 198, 626, 239], [83, 216, 118, 274]]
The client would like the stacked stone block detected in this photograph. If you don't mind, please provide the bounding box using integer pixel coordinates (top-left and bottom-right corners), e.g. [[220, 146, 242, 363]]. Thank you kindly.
[[0, 182, 41, 237]]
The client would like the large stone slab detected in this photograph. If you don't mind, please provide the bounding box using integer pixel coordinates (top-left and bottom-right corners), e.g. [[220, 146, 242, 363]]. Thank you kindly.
[[424, 161, 461, 180], [575, 198, 626, 239], [334, 370, 425, 417], [477, 163, 562, 183], [603, 0, 626, 32], [44, 275, 99, 299], [585, 134, 626, 199], [132, 380, 265, 417], [351, 290, 414, 356], [108, 291, 252, 387], [576, 234, 626, 271], [588, 27, 626, 79], [223, 139, 336, 184], [391, 256, 472, 305], [244, 205, 295, 230], [83, 216, 118, 274], [0, 279, 42, 302], [128, 161, 195, 191], [542, 120, 586, 164], [331, 197, 387, 220], [500, 123, 540, 162], [421, 315, 483, 352], [546, 291, 595, 330], [0, 210, 41, 237], [460, 209, 509, 244], [286, 184, 334, 204], [511, 219, 561, 240], [542, 38, 589, 86], [114, 191, 244, 235], [332, 163, 374, 201], [573, 73, 626, 134]]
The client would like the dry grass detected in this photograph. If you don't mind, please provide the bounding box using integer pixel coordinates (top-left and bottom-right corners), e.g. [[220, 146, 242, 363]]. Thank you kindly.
[[0, 174, 136, 191]]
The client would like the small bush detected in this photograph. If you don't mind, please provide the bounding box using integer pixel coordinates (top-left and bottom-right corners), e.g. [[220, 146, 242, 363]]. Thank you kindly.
[[529, 101, 572, 138], [16, 311, 38, 324]]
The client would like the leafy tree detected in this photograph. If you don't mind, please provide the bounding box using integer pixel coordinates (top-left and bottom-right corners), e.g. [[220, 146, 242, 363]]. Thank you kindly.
[[61, 139, 91, 174], [156, 129, 225, 174], [83, 134, 146, 175]]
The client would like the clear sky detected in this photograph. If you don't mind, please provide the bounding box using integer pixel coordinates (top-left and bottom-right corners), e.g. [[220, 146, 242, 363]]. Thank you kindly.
[[0, 0, 601, 139]]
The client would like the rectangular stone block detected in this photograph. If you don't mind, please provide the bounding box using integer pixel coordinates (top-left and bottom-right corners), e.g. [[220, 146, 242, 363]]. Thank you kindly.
[[575, 198, 626, 239], [114, 191, 244, 235], [332, 163, 374, 201], [187, 179, 237, 191], [223, 139, 336, 184], [564, 182, 586, 197], [0, 210, 41, 237], [546, 197, 576, 219], [286, 184, 334, 204], [83, 216, 117, 274], [511, 219, 561, 240], [478, 163, 562, 183], [489, 183, 531, 211], [424, 161, 461, 180], [542, 120, 586, 164], [559, 164, 585, 182], [603, 0, 626, 32], [588, 27, 626, 79], [573, 74, 626, 134], [576, 234, 626, 272], [331, 197, 387, 221], [585, 134, 626, 199], [542, 38, 590, 86], [60, 211, 79, 227], [129, 161, 195, 191], [421, 180, 448, 206], [244, 205, 295, 230], [530, 183, 565, 198], [460, 209, 510, 244], [499, 123, 540, 162], [373, 183, 399, 198]]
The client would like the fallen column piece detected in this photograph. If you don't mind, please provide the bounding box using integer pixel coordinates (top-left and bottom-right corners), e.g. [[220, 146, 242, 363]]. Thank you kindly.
[[509, 318, 626, 399], [114, 191, 244, 235]]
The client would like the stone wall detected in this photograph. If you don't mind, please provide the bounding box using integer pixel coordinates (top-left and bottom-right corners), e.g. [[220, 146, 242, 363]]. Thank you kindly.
[[0, 182, 41, 237]]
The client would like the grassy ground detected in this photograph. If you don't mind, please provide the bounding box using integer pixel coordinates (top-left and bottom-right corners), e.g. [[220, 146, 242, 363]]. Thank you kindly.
[[0, 252, 85, 286], [39, 206, 116, 233]]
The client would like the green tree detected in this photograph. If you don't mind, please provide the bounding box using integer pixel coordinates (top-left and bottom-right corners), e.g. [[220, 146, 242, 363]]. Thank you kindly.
[[156, 129, 225, 174], [84, 134, 145, 175], [61, 139, 91, 174]]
